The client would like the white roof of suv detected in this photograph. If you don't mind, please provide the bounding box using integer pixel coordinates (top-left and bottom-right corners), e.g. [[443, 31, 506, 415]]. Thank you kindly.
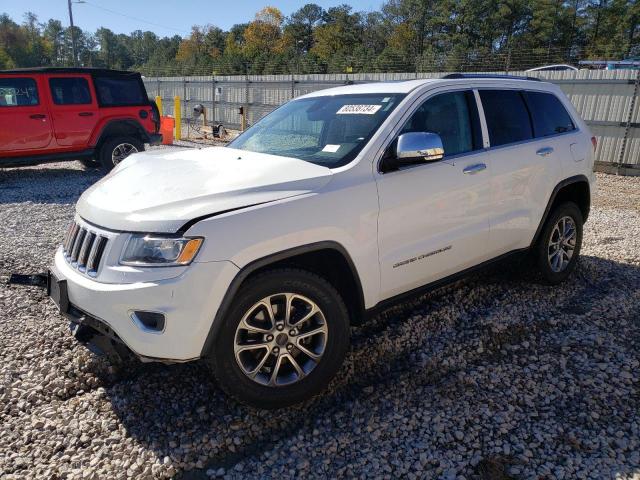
[[299, 76, 549, 98]]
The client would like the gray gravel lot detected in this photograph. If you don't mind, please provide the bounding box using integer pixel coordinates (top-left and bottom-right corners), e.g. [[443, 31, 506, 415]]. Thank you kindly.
[[0, 157, 639, 479]]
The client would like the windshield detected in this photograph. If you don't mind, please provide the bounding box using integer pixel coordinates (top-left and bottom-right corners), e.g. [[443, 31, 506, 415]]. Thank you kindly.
[[229, 93, 405, 168]]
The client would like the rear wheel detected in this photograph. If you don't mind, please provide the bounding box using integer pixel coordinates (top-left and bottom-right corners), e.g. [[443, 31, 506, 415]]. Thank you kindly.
[[533, 201, 583, 284], [99, 136, 144, 173], [210, 269, 350, 409], [79, 158, 99, 169]]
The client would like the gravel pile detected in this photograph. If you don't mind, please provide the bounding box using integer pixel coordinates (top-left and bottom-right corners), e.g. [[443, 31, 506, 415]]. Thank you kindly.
[[1, 160, 639, 479]]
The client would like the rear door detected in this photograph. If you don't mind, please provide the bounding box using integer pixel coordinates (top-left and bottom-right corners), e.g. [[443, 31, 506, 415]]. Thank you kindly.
[[523, 89, 583, 175], [46, 74, 99, 148], [479, 89, 565, 256], [0, 75, 53, 154]]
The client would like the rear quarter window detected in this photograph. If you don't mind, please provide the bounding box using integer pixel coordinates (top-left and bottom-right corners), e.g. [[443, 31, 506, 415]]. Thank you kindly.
[[524, 91, 575, 137], [93, 76, 146, 107], [0, 77, 39, 106], [480, 90, 533, 147]]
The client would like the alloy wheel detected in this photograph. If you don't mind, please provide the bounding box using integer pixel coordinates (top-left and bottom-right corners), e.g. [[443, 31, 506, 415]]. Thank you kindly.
[[233, 293, 328, 387], [547, 215, 577, 273], [111, 143, 138, 165]]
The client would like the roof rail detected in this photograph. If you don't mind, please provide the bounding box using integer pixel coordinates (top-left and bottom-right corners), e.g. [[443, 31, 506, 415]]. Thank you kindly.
[[442, 73, 541, 81]]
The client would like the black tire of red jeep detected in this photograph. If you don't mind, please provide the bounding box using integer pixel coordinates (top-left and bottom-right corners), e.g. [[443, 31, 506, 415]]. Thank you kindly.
[[98, 136, 144, 173], [533, 201, 583, 285], [209, 269, 350, 409], [79, 158, 99, 168]]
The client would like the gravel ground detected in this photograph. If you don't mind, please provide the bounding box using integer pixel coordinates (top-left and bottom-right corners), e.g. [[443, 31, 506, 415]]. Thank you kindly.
[[0, 158, 639, 479]]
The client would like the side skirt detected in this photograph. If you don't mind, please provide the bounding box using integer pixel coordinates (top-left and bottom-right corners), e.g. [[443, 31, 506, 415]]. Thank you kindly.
[[364, 248, 529, 321], [0, 148, 95, 168]]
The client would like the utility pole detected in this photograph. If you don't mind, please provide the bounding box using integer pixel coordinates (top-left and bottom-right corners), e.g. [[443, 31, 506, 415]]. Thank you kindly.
[[68, 0, 79, 66]]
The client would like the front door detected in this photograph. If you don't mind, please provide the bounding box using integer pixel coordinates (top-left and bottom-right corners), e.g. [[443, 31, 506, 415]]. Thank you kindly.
[[46, 75, 99, 149], [0, 75, 53, 154], [376, 90, 492, 300]]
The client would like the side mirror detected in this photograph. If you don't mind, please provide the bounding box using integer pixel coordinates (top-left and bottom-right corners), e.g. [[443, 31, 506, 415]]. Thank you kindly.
[[396, 132, 444, 163]]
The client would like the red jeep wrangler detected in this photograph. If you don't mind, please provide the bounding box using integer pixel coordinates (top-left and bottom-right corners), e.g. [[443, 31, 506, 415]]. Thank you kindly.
[[0, 67, 161, 172]]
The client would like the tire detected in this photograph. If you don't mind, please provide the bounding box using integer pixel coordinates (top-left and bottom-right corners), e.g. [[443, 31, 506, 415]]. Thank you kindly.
[[98, 136, 144, 173], [533, 201, 583, 284], [79, 158, 99, 168], [209, 268, 350, 409]]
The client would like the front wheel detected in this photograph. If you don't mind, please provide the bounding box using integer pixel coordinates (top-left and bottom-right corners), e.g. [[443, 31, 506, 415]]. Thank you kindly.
[[209, 269, 350, 409], [533, 201, 583, 284], [99, 136, 144, 173]]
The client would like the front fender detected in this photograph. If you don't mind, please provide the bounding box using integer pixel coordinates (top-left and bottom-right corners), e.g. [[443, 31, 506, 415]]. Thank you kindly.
[[183, 180, 380, 311]]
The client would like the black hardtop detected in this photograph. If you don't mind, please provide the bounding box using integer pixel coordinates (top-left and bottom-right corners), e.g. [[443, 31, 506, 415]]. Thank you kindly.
[[0, 67, 141, 77]]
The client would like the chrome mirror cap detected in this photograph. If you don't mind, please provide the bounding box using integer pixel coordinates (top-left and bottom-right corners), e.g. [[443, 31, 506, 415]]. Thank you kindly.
[[396, 132, 444, 162]]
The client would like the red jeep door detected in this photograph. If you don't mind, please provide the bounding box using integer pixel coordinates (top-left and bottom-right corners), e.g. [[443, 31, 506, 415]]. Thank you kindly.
[[46, 74, 99, 148], [0, 75, 53, 154]]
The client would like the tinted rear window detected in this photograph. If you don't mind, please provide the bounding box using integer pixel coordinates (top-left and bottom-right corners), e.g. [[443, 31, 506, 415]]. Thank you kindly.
[[524, 91, 575, 137], [0, 77, 39, 106], [93, 76, 146, 106], [480, 90, 533, 147], [49, 77, 92, 105]]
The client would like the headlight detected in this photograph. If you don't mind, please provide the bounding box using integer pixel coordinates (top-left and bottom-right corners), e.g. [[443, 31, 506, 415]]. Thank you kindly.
[[120, 234, 203, 266]]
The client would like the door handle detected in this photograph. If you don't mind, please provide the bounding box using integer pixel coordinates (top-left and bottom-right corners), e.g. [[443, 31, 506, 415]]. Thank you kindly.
[[29, 114, 46, 119], [536, 147, 554, 156], [463, 163, 486, 174], [78, 112, 94, 116]]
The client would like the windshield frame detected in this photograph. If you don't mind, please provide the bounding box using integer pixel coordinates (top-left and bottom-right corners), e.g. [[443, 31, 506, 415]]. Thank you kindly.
[[228, 93, 407, 169]]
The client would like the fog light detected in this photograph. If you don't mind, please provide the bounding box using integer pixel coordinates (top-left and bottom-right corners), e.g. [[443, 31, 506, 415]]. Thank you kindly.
[[132, 311, 165, 332]]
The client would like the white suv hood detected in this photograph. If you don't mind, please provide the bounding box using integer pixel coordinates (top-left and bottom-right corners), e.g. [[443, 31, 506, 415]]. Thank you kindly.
[[77, 146, 333, 233]]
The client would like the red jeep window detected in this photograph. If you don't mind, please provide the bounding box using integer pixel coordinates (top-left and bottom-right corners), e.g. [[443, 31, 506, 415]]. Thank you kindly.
[[49, 77, 92, 105], [0, 78, 39, 107], [93, 76, 146, 107]]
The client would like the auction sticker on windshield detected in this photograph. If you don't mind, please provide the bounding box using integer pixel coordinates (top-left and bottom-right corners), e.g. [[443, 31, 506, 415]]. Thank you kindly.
[[337, 104, 382, 115]]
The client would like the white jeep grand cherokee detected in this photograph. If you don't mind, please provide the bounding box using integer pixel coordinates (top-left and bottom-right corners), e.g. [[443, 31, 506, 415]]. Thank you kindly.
[[49, 74, 595, 408]]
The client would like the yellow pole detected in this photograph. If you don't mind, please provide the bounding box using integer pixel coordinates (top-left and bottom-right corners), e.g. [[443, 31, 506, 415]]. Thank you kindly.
[[155, 95, 162, 116], [174, 96, 181, 141]]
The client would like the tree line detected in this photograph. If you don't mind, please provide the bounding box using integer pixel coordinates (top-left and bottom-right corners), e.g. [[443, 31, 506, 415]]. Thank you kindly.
[[1, 1, 638, 75]]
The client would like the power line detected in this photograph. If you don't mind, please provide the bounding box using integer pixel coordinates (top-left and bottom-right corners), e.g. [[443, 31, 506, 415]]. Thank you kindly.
[[82, 1, 189, 35]]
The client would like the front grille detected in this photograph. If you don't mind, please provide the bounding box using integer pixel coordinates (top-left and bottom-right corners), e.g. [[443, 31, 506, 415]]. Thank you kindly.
[[62, 221, 109, 276]]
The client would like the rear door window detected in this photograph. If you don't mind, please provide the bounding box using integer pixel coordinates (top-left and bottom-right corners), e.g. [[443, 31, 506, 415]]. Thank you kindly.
[[480, 90, 533, 147], [0, 77, 39, 106], [523, 91, 575, 137], [49, 77, 92, 105], [400, 90, 483, 156], [93, 76, 146, 106]]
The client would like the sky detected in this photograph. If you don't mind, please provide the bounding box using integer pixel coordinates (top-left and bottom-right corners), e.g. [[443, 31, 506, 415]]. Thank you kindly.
[[3, 1, 382, 36]]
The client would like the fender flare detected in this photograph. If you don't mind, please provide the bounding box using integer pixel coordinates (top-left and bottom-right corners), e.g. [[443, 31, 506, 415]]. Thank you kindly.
[[92, 119, 151, 150], [530, 174, 590, 247], [199, 241, 365, 358]]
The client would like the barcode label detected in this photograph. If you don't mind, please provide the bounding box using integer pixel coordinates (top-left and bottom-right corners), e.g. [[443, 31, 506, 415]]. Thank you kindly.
[[336, 104, 382, 115]]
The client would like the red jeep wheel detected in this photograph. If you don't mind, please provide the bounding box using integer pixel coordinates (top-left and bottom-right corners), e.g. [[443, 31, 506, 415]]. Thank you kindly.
[[99, 136, 144, 173]]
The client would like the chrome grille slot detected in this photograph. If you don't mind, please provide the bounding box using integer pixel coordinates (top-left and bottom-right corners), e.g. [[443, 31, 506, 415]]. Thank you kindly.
[[61, 221, 111, 276], [78, 232, 96, 269], [65, 223, 80, 253], [87, 236, 108, 273], [62, 223, 75, 251], [70, 228, 86, 262]]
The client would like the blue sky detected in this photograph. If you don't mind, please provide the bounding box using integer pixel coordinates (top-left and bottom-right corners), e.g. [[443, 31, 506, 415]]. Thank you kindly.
[[4, 1, 382, 36]]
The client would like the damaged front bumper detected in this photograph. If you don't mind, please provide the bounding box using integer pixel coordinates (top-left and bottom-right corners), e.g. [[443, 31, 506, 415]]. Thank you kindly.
[[67, 304, 138, 364], [10, 248, 239, 362], [10, 271, 137, 364]]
